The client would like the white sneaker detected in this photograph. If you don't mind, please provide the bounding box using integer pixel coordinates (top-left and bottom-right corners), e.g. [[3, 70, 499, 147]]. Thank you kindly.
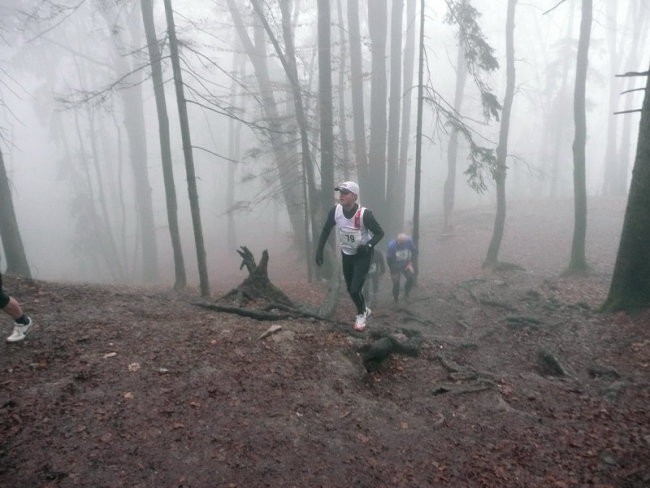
[[7, 317, 33, 343], [354, 312, 367, 331]]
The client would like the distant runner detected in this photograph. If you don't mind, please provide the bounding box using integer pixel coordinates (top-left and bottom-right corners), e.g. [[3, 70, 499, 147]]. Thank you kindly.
[[386, 233, 417, 303]]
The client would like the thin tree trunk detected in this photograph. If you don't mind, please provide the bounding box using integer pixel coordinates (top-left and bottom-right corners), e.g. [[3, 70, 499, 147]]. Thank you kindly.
[[397, 0, 416, 232], [566, 0, 592, 274], [443, 38, 467, 233], [249, 0, 320, 268], [386, 0, 404, 238], [347, 0, 369, 188], [368, 0, 388, 217], [317, 0, 334, 215], [0, 148, 31, 278], [335, 0, 351, 180], [484, 0, 517, 267], [226, 0, 309, 252], [227, 48, 244, 254], [412, 0, 425, 267], [600, 0, 619, 196], [163, 0, 210, 297], [98, 2, 159, 282], [141, 0, 186, 289]]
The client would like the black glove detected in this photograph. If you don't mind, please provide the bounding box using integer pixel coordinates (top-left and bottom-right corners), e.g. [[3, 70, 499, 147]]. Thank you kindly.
[[315, 249, 324, 266], [356, 244, 370, 255]]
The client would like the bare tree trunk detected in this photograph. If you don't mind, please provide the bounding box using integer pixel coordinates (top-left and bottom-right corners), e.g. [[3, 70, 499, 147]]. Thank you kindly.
[[335, 0, 351, 180], [484, 0, 517, 267], [386, 0, 404, 238], [443, 38, 467, 233], [226, 0, 309, 252], [600, 0, 619, 196], [368, 0, 388, 217], [163, 0, 210, 297], [602, 65, 650, 311], [0, 148, 31, 278], [549, 4, 575, 199], [566, 0, 592, 274], [249, 0, 319, 274], [347, 0, 369, 188], [318, 0, 335, 214], [412, 0, 425, 270], [141, 0, 186, 290], [97, 1, 159, 282], [397, 0, 417, 232], [227, 47, 244, 254]]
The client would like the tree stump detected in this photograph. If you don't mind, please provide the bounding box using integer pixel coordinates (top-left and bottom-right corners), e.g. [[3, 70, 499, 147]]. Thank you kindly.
[[223, 246, 294, 307], [193, 247, 326, 321]]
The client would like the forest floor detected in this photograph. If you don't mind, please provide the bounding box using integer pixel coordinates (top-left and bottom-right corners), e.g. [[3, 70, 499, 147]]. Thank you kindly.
[[1, 196, 649, 488]]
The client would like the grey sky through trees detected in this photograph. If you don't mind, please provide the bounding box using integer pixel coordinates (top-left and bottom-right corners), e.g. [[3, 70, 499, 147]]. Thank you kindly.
[[0, 0, 648, 285]]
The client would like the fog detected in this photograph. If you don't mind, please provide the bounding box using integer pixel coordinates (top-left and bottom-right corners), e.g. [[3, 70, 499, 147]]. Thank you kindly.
[[0, 0, 648, 287]]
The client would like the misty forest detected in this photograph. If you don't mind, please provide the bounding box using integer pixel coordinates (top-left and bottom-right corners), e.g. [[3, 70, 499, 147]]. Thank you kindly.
[[1, 0, 649, 487]]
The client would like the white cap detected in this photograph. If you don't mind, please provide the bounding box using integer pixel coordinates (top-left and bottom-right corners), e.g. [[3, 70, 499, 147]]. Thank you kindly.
[[335, 181, 359, 196]]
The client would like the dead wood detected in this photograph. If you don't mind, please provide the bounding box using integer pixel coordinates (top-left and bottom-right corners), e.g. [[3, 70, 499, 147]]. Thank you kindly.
[[193, 247, 332, 322], [358, 329, 422, 372], [537, 349, 570, 377]]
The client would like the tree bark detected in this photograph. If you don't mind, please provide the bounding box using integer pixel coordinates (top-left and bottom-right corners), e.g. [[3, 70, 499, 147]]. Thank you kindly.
[[602, 65, 650, 311], [443, 35, 467, 233], [141, 0, 186, 290], [347, 0, 369, 188], [386, 0, 404, 238], [0, 148, 31, 278], [396, 0, 417, 233], [367, 0, 388, 217], [484, 0, 517, 267], [566, 0, 592, 274], [226, 0, 310, 253], [317, 0, 335, 218], [412, 0, 425, 270], [164, 0, 211, 297], [98, 1, 159, 282]]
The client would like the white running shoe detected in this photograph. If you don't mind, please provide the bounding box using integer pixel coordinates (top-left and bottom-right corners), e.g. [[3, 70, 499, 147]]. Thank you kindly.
[[354, 312, 367, 331], [6, 317, 33, 343]]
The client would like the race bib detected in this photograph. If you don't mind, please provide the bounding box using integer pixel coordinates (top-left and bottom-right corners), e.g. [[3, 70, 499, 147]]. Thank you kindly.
[[340, 229, 362, 250], [396, 249, 410, 261]]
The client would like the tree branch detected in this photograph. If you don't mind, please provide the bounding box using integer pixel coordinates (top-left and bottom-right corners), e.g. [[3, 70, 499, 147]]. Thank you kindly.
[[543, 0, 568, 16]]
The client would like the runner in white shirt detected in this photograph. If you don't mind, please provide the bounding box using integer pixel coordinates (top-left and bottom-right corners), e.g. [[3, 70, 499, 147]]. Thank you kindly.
[[315, 181, 385, 331]]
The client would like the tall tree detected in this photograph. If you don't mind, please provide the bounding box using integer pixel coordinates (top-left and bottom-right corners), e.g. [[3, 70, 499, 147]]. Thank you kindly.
[[386, 0, 404, 237], [140, 0, 186, 290], [412, 0, 425, 269], [602, 65, 650, 311], [600, 0, 619, 196], [163, 0, 210, 297], [347, 0, 369, 188], [97, 0, 159, 282], [566, 0, 592, 274], [616, 4, 649, 195], [226, 0, 310, 252], [367, 0, 388, 217], [0, 147, 31, 278], [317, 0, 334, 220], [396, 0, 417, 233], [335, 0, 351, 181], [483, 0, 517, 267], [249, 0, 319, 268], [443, 17, 468, 233]]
